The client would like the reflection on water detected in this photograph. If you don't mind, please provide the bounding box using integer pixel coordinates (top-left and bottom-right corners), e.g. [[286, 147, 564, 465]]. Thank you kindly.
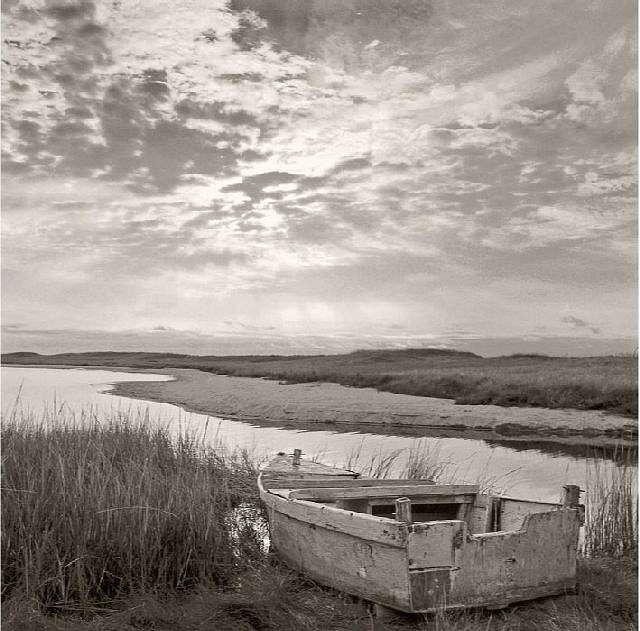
[[482, 438, 637, 462], [2, 366, 636, 504]]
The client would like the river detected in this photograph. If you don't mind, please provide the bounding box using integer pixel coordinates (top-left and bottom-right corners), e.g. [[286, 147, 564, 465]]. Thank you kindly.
[[1, 366, 635, 503]]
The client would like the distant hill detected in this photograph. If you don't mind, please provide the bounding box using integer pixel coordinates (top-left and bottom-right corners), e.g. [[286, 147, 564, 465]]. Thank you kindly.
[[346, 348, 481, 361], [1, 347, 481, 367]]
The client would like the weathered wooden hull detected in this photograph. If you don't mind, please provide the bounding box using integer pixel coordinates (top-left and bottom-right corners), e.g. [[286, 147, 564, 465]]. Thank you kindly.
[[259, 455, 581, 613], [265, 500, 411, 609], [408, 511, 579, 611]]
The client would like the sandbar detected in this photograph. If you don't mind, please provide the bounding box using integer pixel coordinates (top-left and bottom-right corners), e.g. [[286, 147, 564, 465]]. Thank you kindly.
[[111, 369, 637, 442]]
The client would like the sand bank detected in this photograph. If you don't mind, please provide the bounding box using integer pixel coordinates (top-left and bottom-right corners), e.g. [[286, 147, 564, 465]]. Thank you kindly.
[[111, 369, 636, 441]]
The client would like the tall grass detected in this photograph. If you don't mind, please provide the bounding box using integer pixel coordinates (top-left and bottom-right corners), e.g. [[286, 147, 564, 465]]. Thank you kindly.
[[343, 440, 450, 480], [1, 407, 263, 611], [583, 449, 638, 558], [343, 439, 519, 494]]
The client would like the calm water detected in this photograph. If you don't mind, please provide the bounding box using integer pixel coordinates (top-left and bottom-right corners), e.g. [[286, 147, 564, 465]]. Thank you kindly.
[[2, 366, 634, 503]]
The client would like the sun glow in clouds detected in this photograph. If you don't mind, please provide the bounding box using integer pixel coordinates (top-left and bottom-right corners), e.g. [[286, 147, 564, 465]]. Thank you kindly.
[[1, 0, 636, 354]]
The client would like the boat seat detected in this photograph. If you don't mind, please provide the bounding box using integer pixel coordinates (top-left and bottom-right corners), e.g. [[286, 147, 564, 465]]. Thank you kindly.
[[284, 484, 479, 524]]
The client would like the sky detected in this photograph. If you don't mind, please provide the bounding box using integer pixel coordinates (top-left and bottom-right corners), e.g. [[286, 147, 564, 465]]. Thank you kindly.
[[1, 0, 637, 356]]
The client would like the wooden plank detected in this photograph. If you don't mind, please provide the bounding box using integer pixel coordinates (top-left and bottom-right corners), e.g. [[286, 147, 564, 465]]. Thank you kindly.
[[268, 488, 467, 509], [467, 494, 491, 535], [410, 573, 575, 613], [500, 499, 560, 532], [261, 477, 436, 490], [407, 510, 580, 612], [395, 498, 412, 523], [288, 484, 479, 501], [262, 455, 358, 477], [457, 500, 473, 522], [260, 488, 409, 547], [366, 495, 475, 507], [294, 493, 476, 507], [490, 497, 502, 532], [267, 506, 413, 611], [267, 489, 295, 499], [409, 568, 452, 610], [445, 510, 580, 609], [293, 492, 475, 506], [407, 521, 463, 569], [563, 485, 580, 508], [261, 474, 356, 489], [497, 494, 561, 506]]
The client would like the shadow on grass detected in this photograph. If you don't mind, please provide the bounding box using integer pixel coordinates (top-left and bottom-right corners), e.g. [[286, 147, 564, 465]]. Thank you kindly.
[[3, 557, 637, 631]]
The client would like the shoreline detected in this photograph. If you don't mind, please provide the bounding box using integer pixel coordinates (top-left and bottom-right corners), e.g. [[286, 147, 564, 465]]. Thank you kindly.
[[4, 363, 636, 447], [107, 367, 636, 444]]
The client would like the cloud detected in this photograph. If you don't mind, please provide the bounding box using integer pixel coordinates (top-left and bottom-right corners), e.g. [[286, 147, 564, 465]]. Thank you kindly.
[[2, 0, 295, 191], [561, 315, 601, 335], [1, 0, 636, 346]]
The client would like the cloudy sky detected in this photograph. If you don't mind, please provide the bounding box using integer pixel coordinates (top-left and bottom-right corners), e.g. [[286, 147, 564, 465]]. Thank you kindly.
[[2, 0, 637, 356]]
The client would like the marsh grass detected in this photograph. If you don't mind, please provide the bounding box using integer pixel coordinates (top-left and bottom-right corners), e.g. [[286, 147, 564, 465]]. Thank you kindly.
[[1, 407, 264, 611], [343, 443, 406, 479], [343, 439, 520, 495], [343, 440, 449, 481], [5, 349, 637, 417], [2, 407, 636, 630], [583, 448, 638, 558]]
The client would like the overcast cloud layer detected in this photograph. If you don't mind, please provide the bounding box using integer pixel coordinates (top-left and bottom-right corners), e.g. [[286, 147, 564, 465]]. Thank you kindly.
[[2, 0, 637, 355]]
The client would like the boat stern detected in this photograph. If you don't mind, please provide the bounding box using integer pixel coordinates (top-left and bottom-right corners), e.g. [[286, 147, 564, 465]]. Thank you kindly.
[[408, 505, 582, 612]]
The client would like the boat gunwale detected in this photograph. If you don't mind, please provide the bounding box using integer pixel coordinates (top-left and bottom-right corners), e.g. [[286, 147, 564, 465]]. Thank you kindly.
[[260, 473, 565, 510]]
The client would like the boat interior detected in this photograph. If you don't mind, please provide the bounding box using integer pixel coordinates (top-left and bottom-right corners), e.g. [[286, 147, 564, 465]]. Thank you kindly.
[[262, 477, 563, 534], [260, 452, 569, 534], [293, 484, 477, 522]]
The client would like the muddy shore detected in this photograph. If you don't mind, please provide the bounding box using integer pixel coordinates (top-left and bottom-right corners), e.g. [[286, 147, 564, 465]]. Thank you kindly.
[[111, 368, 637, 445]]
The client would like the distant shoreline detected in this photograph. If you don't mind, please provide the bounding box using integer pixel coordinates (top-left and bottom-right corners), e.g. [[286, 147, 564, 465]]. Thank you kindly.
[[3, 348, 637, 419], [103, 367, 636, 444]]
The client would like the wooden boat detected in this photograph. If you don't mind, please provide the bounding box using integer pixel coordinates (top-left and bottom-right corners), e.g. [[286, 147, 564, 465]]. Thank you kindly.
[[258, 449, 583, 614]]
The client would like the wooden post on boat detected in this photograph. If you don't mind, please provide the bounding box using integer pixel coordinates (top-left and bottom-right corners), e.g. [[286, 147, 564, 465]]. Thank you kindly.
[[374, 494, 410, 628], [563, 485, 580, 508], [292, 449, 302, 466], [395, 497, 412, 524]]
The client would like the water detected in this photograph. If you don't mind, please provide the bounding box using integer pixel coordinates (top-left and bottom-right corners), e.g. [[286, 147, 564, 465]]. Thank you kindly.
[[1, 366, 634, 503]]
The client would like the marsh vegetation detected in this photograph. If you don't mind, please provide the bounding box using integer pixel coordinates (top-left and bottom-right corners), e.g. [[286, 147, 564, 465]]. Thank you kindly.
[[2, 406, 637, 630], [4, 348, 637, 418]]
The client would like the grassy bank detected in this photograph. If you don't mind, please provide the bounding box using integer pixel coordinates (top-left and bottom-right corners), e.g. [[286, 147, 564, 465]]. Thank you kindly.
[[2, 409, 637, 630], [3, 348, 637, 417], [1, 409, 263, 610]]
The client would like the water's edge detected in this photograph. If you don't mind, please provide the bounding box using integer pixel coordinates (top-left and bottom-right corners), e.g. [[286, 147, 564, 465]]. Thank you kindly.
[[109, 367, 637, 461], [3, 365, 636, 502]]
